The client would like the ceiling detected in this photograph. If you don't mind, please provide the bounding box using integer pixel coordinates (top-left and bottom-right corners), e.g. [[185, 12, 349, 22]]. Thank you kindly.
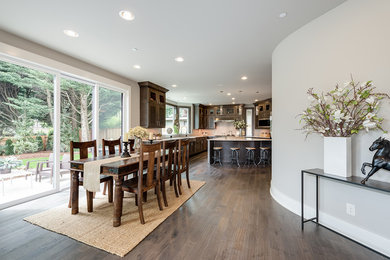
[[0, 0, 345, 105]]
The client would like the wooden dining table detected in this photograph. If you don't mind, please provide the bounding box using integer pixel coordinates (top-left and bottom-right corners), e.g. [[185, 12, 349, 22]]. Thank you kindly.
[[70, 153, 147, 227], [70, 149, 173, 227]]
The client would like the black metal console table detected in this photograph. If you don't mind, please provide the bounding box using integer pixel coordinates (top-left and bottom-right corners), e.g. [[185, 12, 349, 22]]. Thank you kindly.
[[301, 168, 390, 258]]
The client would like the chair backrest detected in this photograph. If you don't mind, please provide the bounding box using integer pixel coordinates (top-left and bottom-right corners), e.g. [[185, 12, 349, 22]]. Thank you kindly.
[[70, 140, 97, 161], [162, 140, 177, 181], [139, 142, 161, 190], [128, 139, 135, 152], [61, 153, 71, 169], [178, 139, 190, 172], [102, 137, 122, 156]]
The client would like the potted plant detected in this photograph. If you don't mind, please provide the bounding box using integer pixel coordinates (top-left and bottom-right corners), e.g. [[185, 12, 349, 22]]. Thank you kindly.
[[233, 120, 247, 136], [299, 78, 389, 177]]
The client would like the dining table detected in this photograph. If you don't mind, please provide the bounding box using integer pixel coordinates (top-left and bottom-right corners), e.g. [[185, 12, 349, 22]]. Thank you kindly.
[[70, 153, 150, 227], [70, 149, 173, 227]]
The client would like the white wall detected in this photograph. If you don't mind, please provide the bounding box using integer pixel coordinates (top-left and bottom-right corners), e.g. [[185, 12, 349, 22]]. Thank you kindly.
[[0, 29, 140, 129], [272, 0, 390, 256]]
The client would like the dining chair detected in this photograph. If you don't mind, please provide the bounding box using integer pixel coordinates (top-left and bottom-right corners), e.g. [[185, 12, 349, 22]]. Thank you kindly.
[[177, 138, 190, 195], [68, 140, 113, 212], [121, 142, 163, 224], [160, 140, 179, 207], [101, 137, 122, 196]]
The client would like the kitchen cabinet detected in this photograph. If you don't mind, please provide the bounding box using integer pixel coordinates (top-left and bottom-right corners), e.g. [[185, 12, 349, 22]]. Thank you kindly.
[[139, 81, 169, 128], [193, 104, 206, 129], [254, 98, 272, 129], [189, 137, 208, 156]]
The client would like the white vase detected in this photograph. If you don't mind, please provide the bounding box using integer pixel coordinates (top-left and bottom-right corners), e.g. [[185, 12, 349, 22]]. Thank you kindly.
[[323, 137, 352, 178]]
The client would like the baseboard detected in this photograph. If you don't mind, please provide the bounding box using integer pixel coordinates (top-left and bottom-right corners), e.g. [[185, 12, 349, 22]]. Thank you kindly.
[[270, 184, 390, 257]]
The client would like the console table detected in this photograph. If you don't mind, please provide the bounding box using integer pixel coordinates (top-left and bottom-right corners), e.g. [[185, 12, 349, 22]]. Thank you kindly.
[[301, 168, 390, 257]]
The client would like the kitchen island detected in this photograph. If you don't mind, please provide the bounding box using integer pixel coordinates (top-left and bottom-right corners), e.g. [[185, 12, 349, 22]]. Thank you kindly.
[[208, 137, 272, 164]]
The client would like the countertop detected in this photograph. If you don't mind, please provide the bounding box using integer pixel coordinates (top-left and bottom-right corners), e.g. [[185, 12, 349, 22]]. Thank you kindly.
[[208, 137, 272, 141]]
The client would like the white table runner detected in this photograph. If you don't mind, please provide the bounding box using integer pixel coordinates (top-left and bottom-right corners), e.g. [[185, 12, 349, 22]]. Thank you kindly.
[[83, 156, 133, 192]]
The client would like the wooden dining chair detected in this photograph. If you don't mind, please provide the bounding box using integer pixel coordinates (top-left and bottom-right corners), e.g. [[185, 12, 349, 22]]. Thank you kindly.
[[122, 142, 163, 224], [177, 138, 190, 195], [161, 140, 179, 207], [102, 138, 122, 196], [68, 140, 113, 212]]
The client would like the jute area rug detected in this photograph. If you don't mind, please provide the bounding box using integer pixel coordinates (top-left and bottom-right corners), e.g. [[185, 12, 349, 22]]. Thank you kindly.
[[24, 180, 205, 257]]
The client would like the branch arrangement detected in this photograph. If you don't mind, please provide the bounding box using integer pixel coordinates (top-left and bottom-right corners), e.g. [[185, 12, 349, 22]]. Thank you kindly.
[[299, 78, 389, 137]]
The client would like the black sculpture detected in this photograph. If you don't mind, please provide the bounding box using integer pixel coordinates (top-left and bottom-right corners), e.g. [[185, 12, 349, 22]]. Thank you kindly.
[[361, 137, 390, 184]]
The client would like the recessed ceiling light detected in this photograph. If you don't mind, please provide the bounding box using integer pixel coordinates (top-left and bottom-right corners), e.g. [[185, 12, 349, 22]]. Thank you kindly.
[[183, 97, 187, 100], [232, 102, 235, 104], [279, 12, 287, 18], [255, 99, 258, 102], [232, 97, 235, 100], [172, 84, 177, 88], [209, 103, 212, 105], [227, 93, 231, 96], [133, 65, 141, 69], [241, 76, 248, 80], [132, 47, 139, 51], [175, 57, 184, 62], [119, 10, 135, 21], [63, 29, 79, 38]]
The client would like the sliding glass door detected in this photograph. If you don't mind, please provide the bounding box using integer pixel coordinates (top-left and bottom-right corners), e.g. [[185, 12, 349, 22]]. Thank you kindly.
[[0, 55, 126, 208], [0, 59, 56, 206]]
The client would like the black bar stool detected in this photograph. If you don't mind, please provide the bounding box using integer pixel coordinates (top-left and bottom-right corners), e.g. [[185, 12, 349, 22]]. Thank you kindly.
[[230, 147, 240, 167], [258, 147, 271, 165], [212, 147, 223, 166], [245, 147, 256, 166]]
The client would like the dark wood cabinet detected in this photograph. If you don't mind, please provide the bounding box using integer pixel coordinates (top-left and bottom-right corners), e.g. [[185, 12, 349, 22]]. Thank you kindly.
[[193, 104, 206, 129], [254, 98, 272, 129], [189, 137, 208, 156], [139, 81, 169, 128]]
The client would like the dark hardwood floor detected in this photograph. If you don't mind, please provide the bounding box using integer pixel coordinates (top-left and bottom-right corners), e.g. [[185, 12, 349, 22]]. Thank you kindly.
[[0, 152, 387, 260]]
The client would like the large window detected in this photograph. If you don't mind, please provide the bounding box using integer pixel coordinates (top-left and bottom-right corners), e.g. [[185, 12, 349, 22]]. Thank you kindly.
[[0, 59, 56, 204], [163, 104, 176, 135], [179, 107, 190, 134], [0, 55, 126, 208], [163, 104, 191, 135]]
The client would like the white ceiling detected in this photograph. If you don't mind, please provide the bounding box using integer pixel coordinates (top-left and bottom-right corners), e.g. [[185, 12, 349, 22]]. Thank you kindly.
[[0, 0, 345, 105]]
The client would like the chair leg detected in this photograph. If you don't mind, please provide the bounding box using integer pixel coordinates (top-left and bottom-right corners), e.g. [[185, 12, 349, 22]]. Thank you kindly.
[[186, 168, 191, 189], [86, 191, 93, 212], [135, 194, 138, 206], [68, 181, 72, 208], [173, 176, 179, 197], [108, 180, 113, 203], [177, 172, 182, 195], [143, 191, 148, 202], [155, 184, 163, 211], [137, 193, 145, 224], [103, 182, 107, 195], [161, 181, 168, 207]]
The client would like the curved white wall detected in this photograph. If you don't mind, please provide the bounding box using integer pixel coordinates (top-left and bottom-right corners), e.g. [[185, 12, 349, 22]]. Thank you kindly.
[[271, 0, 390, 256]]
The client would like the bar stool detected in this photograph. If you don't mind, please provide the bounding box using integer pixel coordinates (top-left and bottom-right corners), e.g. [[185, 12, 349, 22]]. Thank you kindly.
[[245, 147, 256, 166], [212, 147, 223, 166], [258, 147, 271, 165], [230, 147, 240, 167]]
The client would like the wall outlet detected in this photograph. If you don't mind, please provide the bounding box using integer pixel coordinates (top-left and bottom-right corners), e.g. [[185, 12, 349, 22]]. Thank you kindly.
[[346, 203, 356, 216]]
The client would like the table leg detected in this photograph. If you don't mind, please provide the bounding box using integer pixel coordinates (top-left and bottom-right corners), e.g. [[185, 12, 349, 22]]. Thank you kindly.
[[71, 170, 79, 214], [316, 175, 319, 223], [301, 171, 304, 230], [113, 176, 124, 227]]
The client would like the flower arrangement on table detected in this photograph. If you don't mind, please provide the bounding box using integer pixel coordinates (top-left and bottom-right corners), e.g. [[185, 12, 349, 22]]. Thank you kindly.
[[127, 126, 149, 140], [233, 119, 247, 130], [299, 78, 389, 137]]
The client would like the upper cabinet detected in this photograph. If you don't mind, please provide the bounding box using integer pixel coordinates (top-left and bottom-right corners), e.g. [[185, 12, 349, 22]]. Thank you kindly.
[[254, 98, 272, 129], [139, 81, 169, 128], [193, 104, 244, 129]]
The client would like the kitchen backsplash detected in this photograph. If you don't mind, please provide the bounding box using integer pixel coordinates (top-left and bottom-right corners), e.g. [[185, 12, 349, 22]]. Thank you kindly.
[[193, 122, 270, 137]]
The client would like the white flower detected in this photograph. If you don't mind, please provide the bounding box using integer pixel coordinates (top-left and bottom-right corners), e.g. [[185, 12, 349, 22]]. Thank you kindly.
[[366, 96, 375, 105], [343, 81, 351, 87], [363, 120, 376, 131], [335, 88, 345, 97], [333, 110, 344, 124], [366, 113, 375, 120]]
